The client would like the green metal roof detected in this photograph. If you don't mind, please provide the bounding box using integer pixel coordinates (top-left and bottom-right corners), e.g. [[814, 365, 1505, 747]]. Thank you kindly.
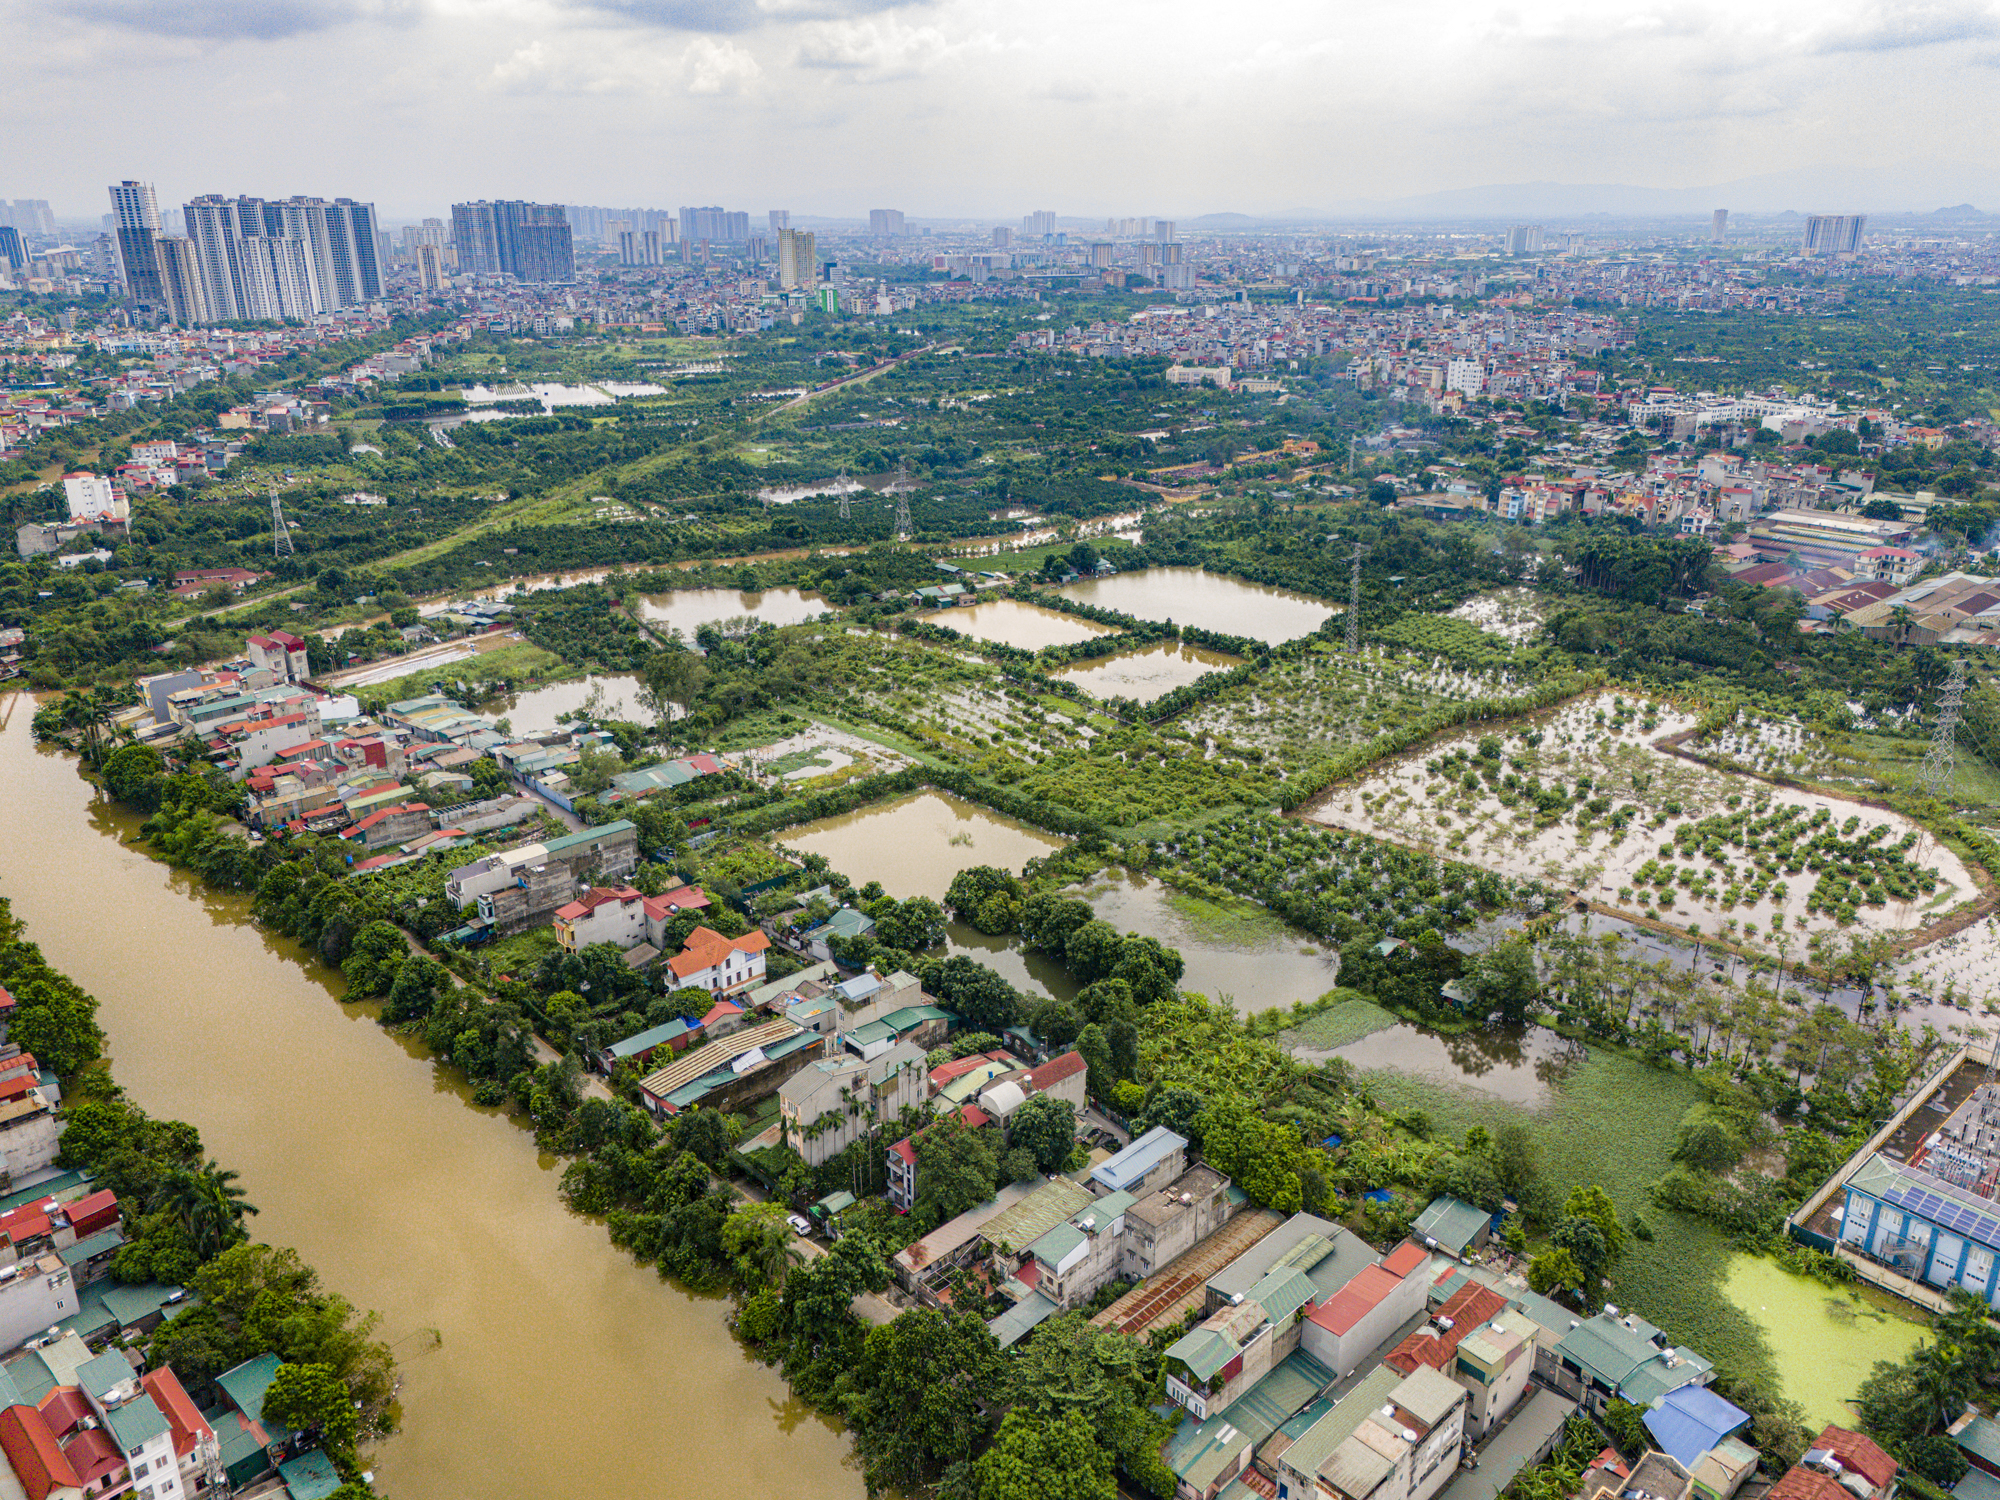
[[1958, 1415, 2000, 1470], [101, 1281, 194, 1330], [988, 1291, 1061, 1350], [75, 1351, 133, 1399], [606, 1019, 691, 1059], [104, 1393, 169, 1451], [218, 1353, 284, 1422], [1413, 1194, 1490, 1254], [58, 1229, 125, 1267], [1247, 1265, 1320, 1325], [278, 1448, 344, 1500], [1029, 1220, 1087, 1267], [1283, 1365, 1403, 1480], [1163, 1325, 1237, 1383]]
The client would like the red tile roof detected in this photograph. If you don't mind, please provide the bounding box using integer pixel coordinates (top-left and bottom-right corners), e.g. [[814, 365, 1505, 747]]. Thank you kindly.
[[60, 1425, 123, 1486], [142, 1367, 212, 1458], [65, 1189, 119, 1238], [1310, 1263, 1404, 1336], [666, 926, 770, 980], [34, 1388, 88, 1438], [959, 1105, 993, 1129], [0, 1405, 83, 1499], [1383, 1240, 1430, 1278], [1027, 1050, 1086, 1090], [1770, 1471, 1849, 1500], [642, 885, 710, 920], [1815, 1427, 1896, 1491], [1386, 1281, 1508, 1373], [930, 1051, 1010, 1087], [890, 1138, 917, 1165]]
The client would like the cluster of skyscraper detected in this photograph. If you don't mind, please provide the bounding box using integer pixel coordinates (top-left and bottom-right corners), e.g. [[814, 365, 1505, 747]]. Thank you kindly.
[[449, 200, 575, 283], [109, 180, 382, 325], [1803, 214, 1867, 256]]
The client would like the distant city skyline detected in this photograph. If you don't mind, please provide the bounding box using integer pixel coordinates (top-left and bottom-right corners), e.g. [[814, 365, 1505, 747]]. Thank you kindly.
[[6, 0, 1999, 220]]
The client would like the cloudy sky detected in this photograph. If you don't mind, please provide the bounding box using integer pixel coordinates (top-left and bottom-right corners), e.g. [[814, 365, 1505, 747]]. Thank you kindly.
[[9, 0, 2000, 222]]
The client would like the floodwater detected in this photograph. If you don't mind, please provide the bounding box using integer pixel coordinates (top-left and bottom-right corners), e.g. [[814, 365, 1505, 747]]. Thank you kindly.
[[1054, 640, 1242, 701], [1721, 1254, 1925, 1427], [1057, 567, 1337, 644], [1326, 1022, 1582, 1107], [0, 706, 863, 1500], [1071, 873, 1342, 1015], [939, 873, 1341, 1016], [493, 674, 651, 735], [774, 790, 1068, 902], [942, 599, 1113, 652], [636, 587, 829, 640]]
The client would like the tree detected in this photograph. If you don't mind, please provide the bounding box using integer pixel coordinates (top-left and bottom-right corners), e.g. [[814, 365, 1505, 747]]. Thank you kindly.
[[1551, 1215, 1608, 1298], [1561, 1184, 1628, 1268], [1527, 1247, 1585, 1299], [914, 1115, 1000, 1223], [1009, 1094, 1076, 1175], [384, 954, 449, 1023], [875, 896, 947, 951], [340, 920, 406, 997], [919, 955, 1022, 1032], [1469, 938, 1541, 1024], [1493, 1122, 1539, 1197], [1197, 1101, 1304, 1213], [641, 644, 708, 725], [846, 1308, 999, 1491], [156, 1159, 258, 1260], [1073, 1023, 1113, 1101], [722, 1201, 803, 1289], [975, 1410, 1116, 1500], [9, 985, 103, 1076], [1028, 999, 1082, 1053], [1063, 920, 1126, 984], [262, 1361, 358, 1459]]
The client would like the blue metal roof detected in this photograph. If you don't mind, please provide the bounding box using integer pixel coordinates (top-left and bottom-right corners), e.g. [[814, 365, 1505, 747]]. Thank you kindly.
[[1090, 1125, 1186, 1193], [1642, 1384, 1749, 1468]]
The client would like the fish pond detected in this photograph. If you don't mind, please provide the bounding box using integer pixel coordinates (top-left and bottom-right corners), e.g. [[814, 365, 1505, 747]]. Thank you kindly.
[[1057, 566, 1338, 643], [1055, 640, 1243, 701]]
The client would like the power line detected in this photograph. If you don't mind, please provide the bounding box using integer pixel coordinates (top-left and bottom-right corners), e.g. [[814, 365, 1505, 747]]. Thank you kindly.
[[1918, 657, 1968, 799], [1346, 542, 1369, 653], [269, 487, 294, 558]]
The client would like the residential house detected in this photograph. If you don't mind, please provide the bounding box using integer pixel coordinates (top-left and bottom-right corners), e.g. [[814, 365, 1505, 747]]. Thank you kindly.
[[779, 1042, 929, 1168], [594, 1019, 698, 1076], [1299, 1243, 1432, 1380], [1410, 1196, 1492, 1258], [1312, 1365, 1468, 1500], [633, 1017, 824, 1118], [1090, 1126, 1189, 1197], [666, 926, 770, 995], [1548, 1308, 1714, 1416], [1163, 1258, 1330, 1420]]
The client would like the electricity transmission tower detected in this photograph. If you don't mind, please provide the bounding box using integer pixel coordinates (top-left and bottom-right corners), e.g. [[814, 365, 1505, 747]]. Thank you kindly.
[[894, 492, 911, 536], [269, 487, 295, 558], [838, 488, 851, 521], [1918, 657, 1968, 799], [1346, 542, 1369, 653]]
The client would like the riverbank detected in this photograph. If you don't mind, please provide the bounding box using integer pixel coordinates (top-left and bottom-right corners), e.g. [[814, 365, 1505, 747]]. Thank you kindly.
[[0, 708, 865, 1500]]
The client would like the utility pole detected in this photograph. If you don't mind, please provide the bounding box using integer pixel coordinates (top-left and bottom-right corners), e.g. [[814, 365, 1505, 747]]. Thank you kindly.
[[1346, 542, 1369, 653], [1918, 657, 1968, 799], [270, 487, 295, 558]]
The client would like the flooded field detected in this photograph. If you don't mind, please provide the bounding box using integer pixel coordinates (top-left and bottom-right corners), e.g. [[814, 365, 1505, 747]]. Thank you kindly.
[[1447, 588, 1548, 644], [1325, 1020, 1582, 1107], [1057, 567, 1337, 644], [1722, 1255, 1925, 1427], [636, 587, 829, 640], [1073, 873, 1341, 1014], [775, 790, 1067, 902], [1310, 693, 1972, 949], [493, 674, 650, 735], [943, 599, 1114, 652], [1055, 640, 1242, 701]]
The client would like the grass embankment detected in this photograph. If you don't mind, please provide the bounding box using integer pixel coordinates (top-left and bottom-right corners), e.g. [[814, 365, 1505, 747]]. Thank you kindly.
[[1359, 1045, 1776, 1386], [338, 641, 568, 705], [1277, 995, 1401, 1050]]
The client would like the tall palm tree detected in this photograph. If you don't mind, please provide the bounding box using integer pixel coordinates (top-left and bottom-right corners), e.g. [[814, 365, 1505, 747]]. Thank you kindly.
[[157, 1161, 259, 1260]]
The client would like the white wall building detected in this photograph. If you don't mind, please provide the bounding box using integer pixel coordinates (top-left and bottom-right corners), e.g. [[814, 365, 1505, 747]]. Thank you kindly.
[[62, 472, 128, 523]]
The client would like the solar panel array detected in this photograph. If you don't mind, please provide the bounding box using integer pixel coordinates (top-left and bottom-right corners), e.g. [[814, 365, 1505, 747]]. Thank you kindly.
[[1882, 1177, 2000, 1250]]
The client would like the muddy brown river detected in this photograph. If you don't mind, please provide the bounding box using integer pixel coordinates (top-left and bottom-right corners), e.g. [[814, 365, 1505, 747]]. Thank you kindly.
[[0, 705, 862, 1500]]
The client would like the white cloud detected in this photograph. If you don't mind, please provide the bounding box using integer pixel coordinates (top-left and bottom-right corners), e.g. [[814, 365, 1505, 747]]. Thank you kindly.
[[795, 14, 993, 78]]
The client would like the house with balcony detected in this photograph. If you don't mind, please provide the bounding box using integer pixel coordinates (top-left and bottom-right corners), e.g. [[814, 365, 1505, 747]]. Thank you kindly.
[[779, 1042, 929, 1168]]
